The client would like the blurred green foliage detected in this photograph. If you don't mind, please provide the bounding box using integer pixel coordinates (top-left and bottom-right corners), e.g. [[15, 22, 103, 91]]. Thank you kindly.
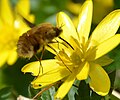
[[0, 0, 120, 100]]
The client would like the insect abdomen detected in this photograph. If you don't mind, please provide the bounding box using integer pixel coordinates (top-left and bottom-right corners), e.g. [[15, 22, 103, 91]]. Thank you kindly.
[[17, 33, 40, 58]]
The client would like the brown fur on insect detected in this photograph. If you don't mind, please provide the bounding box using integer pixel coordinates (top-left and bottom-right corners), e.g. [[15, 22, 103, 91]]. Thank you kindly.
[[17, 23, 62, 58]]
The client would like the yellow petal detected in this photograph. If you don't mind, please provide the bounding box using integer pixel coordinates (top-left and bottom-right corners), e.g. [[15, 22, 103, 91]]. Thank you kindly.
[[0, 19, 3, 29], [46, 42, 73, 56], [0, 0, 13, 25], [94, 34, 120, 60], [67, 1, 82, 15], [90, 10, 120, 46], [15, 0, 30, 16], [56, 12, 78, 43], [55, 72, 76, 99], [77, 0, 93, 42], [16, 0, 35, 23], [22, 59, 69, 76], [94, 55, 114, 66], [7, 50, 18, 65], [27, 14, 35, 23], [22, 61, 40, 76], [14, 16, 30, 35], [76, 62, 89, 80], [31, 66, 70, 89], [89, 63, 110, 96], [0, 51, 9, 67]]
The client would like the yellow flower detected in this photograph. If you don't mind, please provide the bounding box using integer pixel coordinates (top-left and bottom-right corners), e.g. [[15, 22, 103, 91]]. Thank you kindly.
[[67, 0, 114, 24], [22, 0, 120, 99], [0, 0, 34, 67]]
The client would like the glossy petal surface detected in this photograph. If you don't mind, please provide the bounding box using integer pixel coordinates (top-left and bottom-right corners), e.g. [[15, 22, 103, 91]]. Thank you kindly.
[[77, 0, 93, 42], [55, 72, 76, 99], [32, 66, 70, 89], [90, 10, 120, 46], [22, 59, 63, 76], [94, 34, 120, 60], [57, 12, 78, 43], [76, 62, 89, 80], [89, 63, 110, 96]]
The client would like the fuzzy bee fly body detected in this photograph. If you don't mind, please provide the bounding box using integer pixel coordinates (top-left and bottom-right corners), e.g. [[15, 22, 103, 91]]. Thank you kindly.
[[17, 23, 62, 58]]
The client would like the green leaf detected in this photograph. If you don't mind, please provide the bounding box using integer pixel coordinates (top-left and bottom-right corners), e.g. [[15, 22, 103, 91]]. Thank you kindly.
[[28, 86, 56, 100], [108, 70, 116, 94], [63, 95, 69, 100], [41, 86, 55, 100], [75, 80, 90, 100], [0, 87, 17, 100], [105, 45, 120, 73], [68, 86, 77, 100], [28, 85, 41, 99], [90, 92, 103, 100], [110, 93, 120, 100], [114, 0, 120, 9]]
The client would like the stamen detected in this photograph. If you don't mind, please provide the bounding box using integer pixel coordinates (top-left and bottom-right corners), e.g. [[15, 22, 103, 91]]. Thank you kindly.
[[47, 45, 72, 73]]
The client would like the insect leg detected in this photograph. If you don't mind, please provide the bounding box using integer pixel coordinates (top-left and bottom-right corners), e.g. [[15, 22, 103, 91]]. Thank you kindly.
[[34, 55, 42, 76], [34, 46, 45, 76], [39, 46, 45, 74], [54, 39, 60, 50], [50, 37, 74, 50], [49, 39, 70, 51]]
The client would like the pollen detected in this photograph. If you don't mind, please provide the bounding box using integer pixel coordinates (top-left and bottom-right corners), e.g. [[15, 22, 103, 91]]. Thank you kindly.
[[70, 52, 81, 65], [54, 36, 93, 70]]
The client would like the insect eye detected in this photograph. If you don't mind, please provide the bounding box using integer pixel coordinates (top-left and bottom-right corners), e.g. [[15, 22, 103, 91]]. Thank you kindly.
[[55, 28, 62, 37]]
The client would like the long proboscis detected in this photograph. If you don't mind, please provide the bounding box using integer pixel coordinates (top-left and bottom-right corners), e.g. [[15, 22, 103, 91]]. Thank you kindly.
[[47, 44, 72, 73]]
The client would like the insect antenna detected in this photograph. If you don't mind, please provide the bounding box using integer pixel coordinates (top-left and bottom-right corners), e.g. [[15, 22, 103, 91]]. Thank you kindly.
[[47, 44, 72, 73]]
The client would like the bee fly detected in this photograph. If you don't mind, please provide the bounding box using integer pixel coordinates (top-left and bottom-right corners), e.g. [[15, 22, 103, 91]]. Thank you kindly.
[[17, 17, 73, 74], [17, 23, 62, 59]]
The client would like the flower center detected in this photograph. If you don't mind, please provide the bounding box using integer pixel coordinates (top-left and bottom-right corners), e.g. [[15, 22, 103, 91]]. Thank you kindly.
[[70, 51, 82, 66], [55, 37, 94, 72]]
